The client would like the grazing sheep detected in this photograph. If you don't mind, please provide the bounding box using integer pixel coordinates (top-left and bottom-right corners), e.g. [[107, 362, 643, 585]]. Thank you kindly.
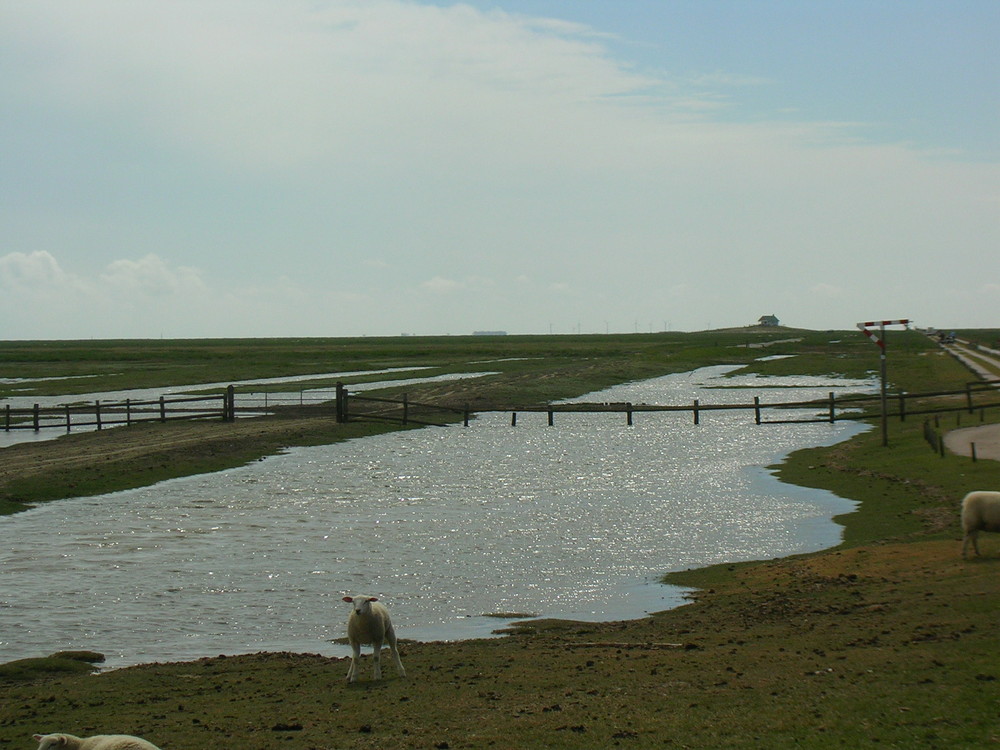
[[33, 734, 160, 750], [961, 490, 1000, 558], [342, 595, 406, 682]]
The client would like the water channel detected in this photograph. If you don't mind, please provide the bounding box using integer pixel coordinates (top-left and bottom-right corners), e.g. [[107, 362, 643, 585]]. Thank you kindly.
[[0, 365, 874, 668]]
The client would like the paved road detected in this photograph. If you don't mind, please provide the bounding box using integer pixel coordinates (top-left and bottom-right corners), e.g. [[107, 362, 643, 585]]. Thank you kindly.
[[944, 341, 1000, 381], [945, 423, 1000, 461], [941, 337, 1000, 461]]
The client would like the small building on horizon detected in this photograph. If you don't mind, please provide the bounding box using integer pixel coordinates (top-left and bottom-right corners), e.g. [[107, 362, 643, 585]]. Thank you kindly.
[[757, 314, 780, 327]]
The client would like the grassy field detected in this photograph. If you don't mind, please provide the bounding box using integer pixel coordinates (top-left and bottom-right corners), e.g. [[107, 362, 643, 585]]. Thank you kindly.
[[1, 328, 999, 749], [3, 327, 971, 401]]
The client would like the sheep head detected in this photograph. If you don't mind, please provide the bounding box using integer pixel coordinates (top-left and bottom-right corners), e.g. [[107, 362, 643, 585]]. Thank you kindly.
[[33, 735, 71, 750], [343, 595, 379, 615]]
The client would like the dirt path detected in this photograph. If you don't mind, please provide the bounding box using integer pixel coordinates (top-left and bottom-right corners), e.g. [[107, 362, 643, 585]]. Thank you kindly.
[[939, 338, 1000, 461]]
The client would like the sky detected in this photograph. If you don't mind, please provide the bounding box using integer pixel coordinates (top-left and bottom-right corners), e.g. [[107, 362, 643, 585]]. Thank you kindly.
[[1, 0, 998, 340]]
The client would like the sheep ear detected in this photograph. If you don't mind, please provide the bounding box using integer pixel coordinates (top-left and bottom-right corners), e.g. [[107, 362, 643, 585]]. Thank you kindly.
[[342, 596, 354, 603], [32, 736, 43, 742], [369, 596, 379, 602]]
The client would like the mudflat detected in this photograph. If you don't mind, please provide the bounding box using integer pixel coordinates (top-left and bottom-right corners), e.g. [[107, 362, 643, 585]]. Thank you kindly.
[[0, 418, 399, 514]]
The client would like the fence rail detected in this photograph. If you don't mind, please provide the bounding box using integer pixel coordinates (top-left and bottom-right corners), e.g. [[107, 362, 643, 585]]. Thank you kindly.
[[481, 380, 1000, 428], [3, 390, 234, 433], [5, 379, 999, 437]]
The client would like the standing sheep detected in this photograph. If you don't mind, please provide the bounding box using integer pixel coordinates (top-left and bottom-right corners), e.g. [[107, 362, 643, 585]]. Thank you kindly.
[[962, 490, 1000, 558], [342, 595, 406, 682], [33, 734, 160, 750]]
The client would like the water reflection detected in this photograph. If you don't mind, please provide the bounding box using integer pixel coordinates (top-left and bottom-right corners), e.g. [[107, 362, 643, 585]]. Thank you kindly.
[[0, 366, 874, 668]]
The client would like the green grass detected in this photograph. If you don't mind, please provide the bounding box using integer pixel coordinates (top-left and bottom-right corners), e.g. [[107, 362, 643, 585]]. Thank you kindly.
[[954, 328, 1000, 349], [0, 328, 863, 398], [0, 652, 104, 683]]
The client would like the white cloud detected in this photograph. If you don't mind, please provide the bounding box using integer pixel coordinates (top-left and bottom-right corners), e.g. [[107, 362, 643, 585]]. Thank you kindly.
[[0, 252, 212, 338], [0, 251, 66, 288], [1, 0, 665, 172], [421, 276, 464, 294], [0, 1, 996, 337], [101, 255, 206, 297]]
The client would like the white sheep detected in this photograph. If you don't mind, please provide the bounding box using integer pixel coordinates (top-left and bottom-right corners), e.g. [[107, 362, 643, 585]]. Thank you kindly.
[[33, 734, 160, 750], [962, 490, 1000, 558], [342, 595, 406, 683]]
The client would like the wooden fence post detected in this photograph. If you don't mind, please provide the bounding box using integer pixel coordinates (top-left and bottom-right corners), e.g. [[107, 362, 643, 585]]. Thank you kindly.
[[898, 393, 906, 422], [33, 403, 39, 432], [693, 399, 700, 425], [547, 409, 554, 426], [464, 406, 470, 427], [828, 392, 835, 423], [4, 404, 9, 431], [95, 400, 102, 430], [126, 398, 132, 426], [754, 396, 761, 425], [511, 412, 517, 426], [335, 382, 346, 423], [226, 385, 235, 421], [65, 405, 71, 432], [159, 396, 166, 423], [626, 403, 633, 426]]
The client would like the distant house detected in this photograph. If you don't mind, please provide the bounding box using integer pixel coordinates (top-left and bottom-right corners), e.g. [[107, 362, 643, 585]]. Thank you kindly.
[[757, 315, 780, 327]]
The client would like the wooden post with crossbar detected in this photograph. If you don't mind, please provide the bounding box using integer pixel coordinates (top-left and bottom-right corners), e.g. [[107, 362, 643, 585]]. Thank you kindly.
[[857, 318, 909, 446]]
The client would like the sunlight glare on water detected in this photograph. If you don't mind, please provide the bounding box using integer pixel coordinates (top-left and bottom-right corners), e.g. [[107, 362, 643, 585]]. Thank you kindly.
[[0, 365, 874, 667]]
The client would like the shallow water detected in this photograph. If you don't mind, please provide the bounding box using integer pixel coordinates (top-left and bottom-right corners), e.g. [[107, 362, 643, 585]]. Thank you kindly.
[[0, 366, 873, 668]]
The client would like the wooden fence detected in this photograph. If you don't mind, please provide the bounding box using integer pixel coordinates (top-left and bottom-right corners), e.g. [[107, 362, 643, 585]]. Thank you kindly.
[[3, 387, 235, 433], [232, 384, 469, 427], [6, 379, 999, 436], [316, 379, 1000, 430], [499, 388, 1000, 428]]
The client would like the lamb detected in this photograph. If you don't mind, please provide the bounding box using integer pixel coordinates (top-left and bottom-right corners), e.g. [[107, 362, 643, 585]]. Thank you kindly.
[[342, 595, 406, 682], [961, 490, 1000, 558], [33, 734, 161, 750]]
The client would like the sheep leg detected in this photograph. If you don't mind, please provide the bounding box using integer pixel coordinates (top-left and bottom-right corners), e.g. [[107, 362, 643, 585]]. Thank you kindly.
[[962, 530, 981, 558], [346, 642, 361, 683], [387, 628, 406, 677], [371, 637, 383, 680]]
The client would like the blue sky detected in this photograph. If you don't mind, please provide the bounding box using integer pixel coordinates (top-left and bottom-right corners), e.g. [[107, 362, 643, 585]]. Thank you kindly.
[[1, 0, 997, 339]]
